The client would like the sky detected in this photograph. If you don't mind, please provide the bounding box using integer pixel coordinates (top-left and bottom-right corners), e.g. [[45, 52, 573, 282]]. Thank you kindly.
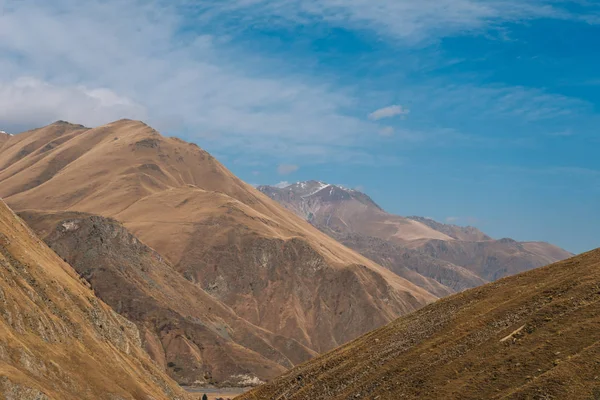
[[0, 0, 599, 253]]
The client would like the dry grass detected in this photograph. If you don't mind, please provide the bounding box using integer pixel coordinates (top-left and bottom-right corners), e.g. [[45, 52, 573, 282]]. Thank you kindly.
[[239, 248, 600, 400]]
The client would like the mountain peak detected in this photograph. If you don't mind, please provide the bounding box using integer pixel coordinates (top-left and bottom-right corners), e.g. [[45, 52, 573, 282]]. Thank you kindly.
[[51, 120, 87, 128], [258, 180, 385, 215]]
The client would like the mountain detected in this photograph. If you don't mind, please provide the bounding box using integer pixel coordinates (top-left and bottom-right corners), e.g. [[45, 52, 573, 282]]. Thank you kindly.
[[0, 120, 436, 383], [0, 200, 187, 399], [20, 210, 315, 386], [239, 248, 600, 400], [258, 182, 572, 292]]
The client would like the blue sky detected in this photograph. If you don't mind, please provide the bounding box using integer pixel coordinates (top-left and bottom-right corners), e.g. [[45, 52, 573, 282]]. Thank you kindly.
[[1, 0, 599, 253]]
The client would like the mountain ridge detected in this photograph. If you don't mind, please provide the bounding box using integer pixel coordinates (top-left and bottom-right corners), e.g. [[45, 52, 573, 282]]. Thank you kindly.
[[0, 119, 437, 384], [258, 181, 573, 294]]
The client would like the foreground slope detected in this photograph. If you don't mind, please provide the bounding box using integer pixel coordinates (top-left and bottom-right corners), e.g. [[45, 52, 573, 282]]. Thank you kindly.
[[259, 182, 572, 291], [0, 200, 186, 400], [0, 120, 435, 377], [239, 249, 600, 400]]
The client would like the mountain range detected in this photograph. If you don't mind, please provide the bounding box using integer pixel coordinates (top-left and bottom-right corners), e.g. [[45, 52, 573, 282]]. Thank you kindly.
[[0, 120, 434, 386], [259, 181, 572, 295], [0, 120, 579, 397]]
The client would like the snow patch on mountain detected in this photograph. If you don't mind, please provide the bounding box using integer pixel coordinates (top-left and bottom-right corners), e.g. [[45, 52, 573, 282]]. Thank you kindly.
[[302, 182, 330, 198]]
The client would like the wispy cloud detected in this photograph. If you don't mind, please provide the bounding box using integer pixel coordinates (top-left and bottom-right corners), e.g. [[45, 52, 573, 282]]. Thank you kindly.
[[446, 216, 460, 223], [0, 0, 597, 167], [277, 164, 299, 175], [200, 0, 600, 43], [0, 0, 373, 158], [369, 105, 410, 120], [417, 84, 591, 122]]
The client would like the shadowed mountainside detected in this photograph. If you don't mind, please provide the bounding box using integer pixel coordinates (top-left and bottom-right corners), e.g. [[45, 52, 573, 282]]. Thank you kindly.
[[0, 200, 187, 400], [20, 210, 317, 386]]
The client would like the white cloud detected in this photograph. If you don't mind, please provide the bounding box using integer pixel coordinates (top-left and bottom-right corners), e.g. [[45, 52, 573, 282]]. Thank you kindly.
[[0, 77, 146, 132], [446, 216, 460, 223], [274, 181, 291, 188], [277, 164, 299, 175], [0, 0, 595, 166], [0, 0, 373, 158], [369, 105, 410, 120]]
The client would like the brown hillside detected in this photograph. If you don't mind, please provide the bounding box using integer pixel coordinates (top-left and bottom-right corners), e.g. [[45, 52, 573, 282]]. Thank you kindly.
[[238, 248, 600, 400], [0, 120, 436, 378], [20, 210, 316, 386], [0, 200, 187, 399]]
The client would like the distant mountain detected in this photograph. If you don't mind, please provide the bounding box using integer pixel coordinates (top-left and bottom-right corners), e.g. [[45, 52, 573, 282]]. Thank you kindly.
[[240, 248, 600, 400], [0, 200, 186, 399], [0, 120, 435, 384], [258, 181, 573, 292]]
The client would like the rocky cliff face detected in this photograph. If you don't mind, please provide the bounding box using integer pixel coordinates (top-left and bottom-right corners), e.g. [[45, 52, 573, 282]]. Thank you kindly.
[[0, 200, 187, 400]]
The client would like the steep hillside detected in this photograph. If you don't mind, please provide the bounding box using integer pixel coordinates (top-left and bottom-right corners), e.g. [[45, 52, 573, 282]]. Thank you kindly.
[[0, 200, 187, 400], [259, 182, 572, 291], [0, 120, 436, 377], [20, 210, 316, 386], [239, 248, 600, 400]]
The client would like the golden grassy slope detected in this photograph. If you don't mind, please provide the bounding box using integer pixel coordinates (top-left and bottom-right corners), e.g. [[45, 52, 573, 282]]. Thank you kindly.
[[239, 248, 600, 400], [0, 200, 187, 400], [0, 120, 435, 366]]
